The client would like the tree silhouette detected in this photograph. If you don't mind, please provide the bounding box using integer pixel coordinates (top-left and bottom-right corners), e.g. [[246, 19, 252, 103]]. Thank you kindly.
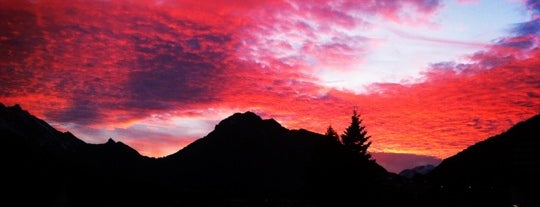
[[325, 125, 340, 143], [341, 109, 372, 160]]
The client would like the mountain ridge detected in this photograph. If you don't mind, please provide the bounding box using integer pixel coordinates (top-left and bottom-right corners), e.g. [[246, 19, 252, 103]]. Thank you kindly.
[[399, 164, 435, 179], [2, 103, 539, 207], [0, 103, 390, 206]]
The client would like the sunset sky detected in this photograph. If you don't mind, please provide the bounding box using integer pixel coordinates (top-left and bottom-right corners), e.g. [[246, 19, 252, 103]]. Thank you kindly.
[[2, 0, 540, 171]]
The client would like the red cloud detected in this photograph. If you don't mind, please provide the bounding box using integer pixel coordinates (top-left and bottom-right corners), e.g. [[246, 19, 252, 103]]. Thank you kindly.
[[2, 0, 539, 161]]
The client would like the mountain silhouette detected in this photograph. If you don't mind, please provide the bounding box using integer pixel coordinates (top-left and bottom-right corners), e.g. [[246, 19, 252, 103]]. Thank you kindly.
[[427, 114, 540, 207], [399, 164, 435, 179], [162, 112, 390, 204], [3, 103, 539, 207], [1, 103, 152, 207], [157, 111, 392, 206], [0, 104, 391, 207]]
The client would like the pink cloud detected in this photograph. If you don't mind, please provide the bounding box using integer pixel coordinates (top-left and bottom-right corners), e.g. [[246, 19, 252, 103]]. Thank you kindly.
[[456, 0, 479, 5], [391, 28, 489, 48], [2, 0, 539, 162]]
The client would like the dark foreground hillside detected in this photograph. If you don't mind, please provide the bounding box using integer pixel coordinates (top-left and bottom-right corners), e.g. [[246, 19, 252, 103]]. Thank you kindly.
[[426, 113, 540, 207]]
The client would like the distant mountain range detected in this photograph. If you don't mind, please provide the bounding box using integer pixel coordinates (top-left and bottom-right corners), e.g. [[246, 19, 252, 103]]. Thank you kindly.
[[399, 164, 435, 179], [1, 103, 539, 207]]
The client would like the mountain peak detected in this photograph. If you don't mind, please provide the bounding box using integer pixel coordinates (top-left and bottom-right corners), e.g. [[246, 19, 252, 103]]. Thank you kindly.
[[1, 103, 71, 146], [222, 111, 262, 123], [1, 103, 26, 114], [1, 103, 24, 112], [11, 104, 23, 111], [213, 111, 287, 134], [106, 138, 116, 145], [215, 111, 262, 128]]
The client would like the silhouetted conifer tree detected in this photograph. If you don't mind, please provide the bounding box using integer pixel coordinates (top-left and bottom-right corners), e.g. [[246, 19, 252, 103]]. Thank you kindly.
[[341, 109, 372, 160], [325, 125, 340, 143]]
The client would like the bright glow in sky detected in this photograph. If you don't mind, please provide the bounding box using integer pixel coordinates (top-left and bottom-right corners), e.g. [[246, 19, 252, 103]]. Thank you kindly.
[[2, 0, 540, 171], [317, 0, 529, 92]]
